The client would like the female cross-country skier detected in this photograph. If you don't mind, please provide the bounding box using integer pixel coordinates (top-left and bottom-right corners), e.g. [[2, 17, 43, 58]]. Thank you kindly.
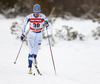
[[21, 4, 50, 74]]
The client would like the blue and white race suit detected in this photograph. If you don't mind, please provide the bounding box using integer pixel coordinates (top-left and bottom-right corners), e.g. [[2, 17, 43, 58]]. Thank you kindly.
[[22, 13, 50, 67]]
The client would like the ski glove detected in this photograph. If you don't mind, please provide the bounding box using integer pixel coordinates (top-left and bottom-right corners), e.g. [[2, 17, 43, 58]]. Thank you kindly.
[[46, 24, 50, 30], [44, 21, 50, 30], [21, 34, 25, 41]]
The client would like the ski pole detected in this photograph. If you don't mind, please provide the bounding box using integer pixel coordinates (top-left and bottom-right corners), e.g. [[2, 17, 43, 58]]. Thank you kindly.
[[14, 41, 24, 64], [46, 30, 57, 75]]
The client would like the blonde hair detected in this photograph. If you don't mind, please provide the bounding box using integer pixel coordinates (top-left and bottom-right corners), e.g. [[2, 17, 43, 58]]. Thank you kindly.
[[33, 4, 40, 7]]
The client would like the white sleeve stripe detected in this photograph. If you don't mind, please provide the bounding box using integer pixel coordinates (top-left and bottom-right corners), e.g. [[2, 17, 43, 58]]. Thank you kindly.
[[22, 18, 29, 34]]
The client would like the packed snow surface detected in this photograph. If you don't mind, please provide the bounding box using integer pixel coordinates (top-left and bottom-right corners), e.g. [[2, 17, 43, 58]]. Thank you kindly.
[[0, 16, 100, 84]]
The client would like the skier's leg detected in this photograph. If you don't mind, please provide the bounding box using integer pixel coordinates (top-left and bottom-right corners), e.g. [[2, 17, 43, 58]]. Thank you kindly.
[[33, 33, 42, 66], [28, 54, 34, 67], [28, 54, 34, 74], [27, 32, 36, 74], [33, 54, 37, 66], [34, 33, 42, 55]]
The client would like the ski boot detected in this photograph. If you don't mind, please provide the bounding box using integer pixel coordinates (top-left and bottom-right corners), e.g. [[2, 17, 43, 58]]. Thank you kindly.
[[28, 66, 32, 74]]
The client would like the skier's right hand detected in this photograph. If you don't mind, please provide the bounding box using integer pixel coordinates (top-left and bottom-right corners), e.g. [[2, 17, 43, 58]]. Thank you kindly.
[[21, 34, 25, 41]]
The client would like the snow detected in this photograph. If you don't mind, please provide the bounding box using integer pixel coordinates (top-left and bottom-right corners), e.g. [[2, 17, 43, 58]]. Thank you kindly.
[[53, 18, 99, 40], [0, 16, 100, 84]]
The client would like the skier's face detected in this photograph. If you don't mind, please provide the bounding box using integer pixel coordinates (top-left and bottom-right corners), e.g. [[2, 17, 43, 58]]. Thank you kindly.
[[33, 5, 40, 16], [34, 13, 39, 16]]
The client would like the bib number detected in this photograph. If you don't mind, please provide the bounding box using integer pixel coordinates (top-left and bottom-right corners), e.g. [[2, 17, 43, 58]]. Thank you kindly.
[[33, 23, 40, 27]]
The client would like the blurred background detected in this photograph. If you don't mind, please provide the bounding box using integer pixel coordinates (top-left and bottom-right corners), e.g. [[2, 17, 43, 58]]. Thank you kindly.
[[0, 0, 100, 19], [0, 0, 100, 43]]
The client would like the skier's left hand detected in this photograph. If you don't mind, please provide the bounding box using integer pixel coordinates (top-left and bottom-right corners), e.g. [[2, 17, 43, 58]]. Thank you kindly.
[[46, 24, 50, 30]]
